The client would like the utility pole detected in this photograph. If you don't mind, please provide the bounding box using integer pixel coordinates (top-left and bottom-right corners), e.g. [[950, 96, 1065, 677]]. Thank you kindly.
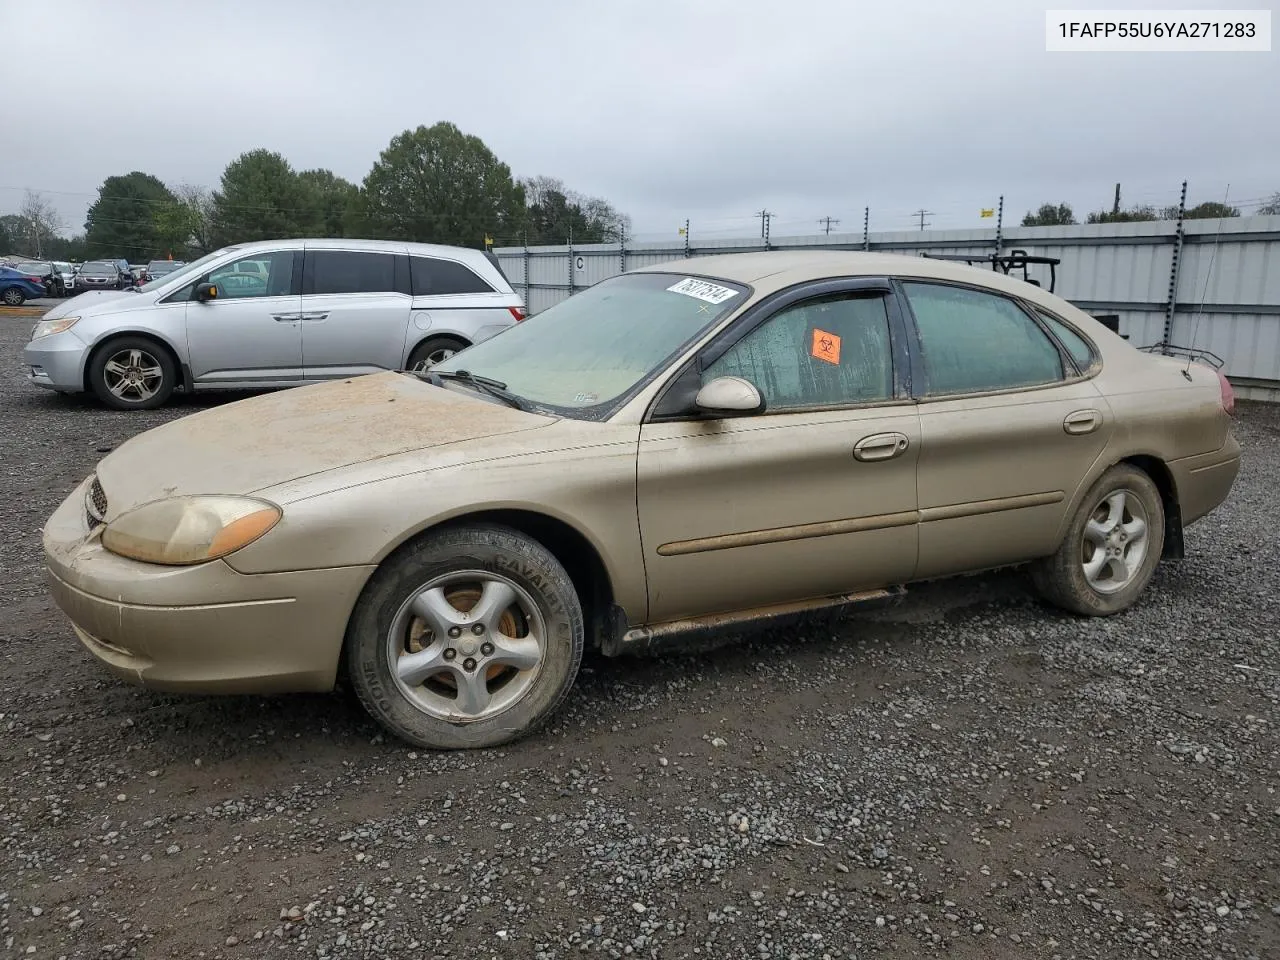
[[757, 209, 774, 239], [912, 209, 934, 231], [818, 216, 840, 235], [1112, 183, 1121, 216]]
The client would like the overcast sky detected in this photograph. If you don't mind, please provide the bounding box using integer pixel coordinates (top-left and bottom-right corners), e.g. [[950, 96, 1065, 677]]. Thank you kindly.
[[2, 0, 1276, 244]]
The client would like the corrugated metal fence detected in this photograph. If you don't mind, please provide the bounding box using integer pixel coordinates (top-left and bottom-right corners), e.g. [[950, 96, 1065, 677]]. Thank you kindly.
[[493, 215, 1280, 400]]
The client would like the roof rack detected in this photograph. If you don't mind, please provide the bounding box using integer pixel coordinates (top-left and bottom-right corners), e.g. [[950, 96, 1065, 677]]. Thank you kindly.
[[920, 249, 1060, 293]]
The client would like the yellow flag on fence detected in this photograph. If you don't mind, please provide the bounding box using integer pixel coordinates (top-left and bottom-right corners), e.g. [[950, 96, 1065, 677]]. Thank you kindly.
[[678, 226, 687, 236], [980, 208, 995, 218], [484, 234, 493, 248]]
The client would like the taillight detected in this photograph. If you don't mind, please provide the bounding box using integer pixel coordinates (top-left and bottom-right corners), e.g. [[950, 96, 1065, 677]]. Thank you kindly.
[[509, 306, 527, 322], [1216, 369, 1235, 416]]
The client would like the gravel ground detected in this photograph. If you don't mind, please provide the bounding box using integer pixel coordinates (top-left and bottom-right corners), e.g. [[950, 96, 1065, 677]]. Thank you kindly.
[[1, 318, 1277, 960]]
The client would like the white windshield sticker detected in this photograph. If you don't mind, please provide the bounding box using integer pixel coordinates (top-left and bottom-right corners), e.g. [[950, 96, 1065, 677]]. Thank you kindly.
[[666, 277, 738, 304]]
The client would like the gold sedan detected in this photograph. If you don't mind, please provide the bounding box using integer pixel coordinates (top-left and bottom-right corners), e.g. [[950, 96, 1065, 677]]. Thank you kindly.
[[42, 252, 1242, 749]]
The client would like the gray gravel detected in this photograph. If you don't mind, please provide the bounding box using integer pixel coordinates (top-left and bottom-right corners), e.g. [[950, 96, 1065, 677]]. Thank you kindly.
[[1, 317, 1277, 959]]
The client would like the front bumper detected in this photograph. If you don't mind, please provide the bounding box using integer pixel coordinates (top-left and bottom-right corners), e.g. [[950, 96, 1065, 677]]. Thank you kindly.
[[43, 475, 376, 694], [23, 329, 89, 392]]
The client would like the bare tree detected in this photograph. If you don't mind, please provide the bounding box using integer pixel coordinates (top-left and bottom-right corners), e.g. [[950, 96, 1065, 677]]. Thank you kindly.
[[18, 190, 65, 258], [1260, 192, 1280, 216], [171, 182, 216, 253]]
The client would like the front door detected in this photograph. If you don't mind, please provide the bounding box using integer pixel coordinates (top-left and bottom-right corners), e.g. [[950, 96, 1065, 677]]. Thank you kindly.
[[898, 279, 1116, 578], [185, 248, 303, 386], [637, 284, 921, 624], [299, 246, 413, 380]]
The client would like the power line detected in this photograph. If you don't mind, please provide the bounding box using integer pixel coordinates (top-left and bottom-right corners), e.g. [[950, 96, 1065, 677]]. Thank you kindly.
[[911, 208, 934, 231]]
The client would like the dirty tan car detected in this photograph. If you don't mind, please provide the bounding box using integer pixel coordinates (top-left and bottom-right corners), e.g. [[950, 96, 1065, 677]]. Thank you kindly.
[[42, 251, 1242, 749]]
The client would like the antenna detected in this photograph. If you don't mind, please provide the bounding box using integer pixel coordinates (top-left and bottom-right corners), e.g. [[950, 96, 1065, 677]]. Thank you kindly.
[[1183, 184, 1230, 377]]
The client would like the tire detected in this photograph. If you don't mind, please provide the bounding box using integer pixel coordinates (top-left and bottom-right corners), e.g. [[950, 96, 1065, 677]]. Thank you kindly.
[[87, 335, 177, 411], [345, 523, 584, 750], [1, 286, 26, 306], [406, 336, 468, 373], [1030, 463, 1166, 616]]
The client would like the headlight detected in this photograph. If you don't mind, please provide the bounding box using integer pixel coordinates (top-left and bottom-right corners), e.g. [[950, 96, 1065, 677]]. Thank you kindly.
[[101, 496, 282, 565], [31, 316, 80, 341]]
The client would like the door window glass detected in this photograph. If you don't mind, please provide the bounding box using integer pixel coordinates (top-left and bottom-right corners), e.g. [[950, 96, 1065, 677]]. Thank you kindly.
[[207, 251, 295, 300], [702, 293, 894, 409], [901, 282, 1064, 394], [305, 250, 397, 295]]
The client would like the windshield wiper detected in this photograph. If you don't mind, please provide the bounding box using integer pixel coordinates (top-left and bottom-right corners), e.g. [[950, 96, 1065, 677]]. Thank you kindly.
[[415, 368, 532, 411]]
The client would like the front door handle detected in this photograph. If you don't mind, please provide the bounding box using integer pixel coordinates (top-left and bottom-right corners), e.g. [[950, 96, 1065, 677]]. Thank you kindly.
[[1063, 409, 1102, 435], [272, 313, 301, 322], [853, 432, 910, 462]]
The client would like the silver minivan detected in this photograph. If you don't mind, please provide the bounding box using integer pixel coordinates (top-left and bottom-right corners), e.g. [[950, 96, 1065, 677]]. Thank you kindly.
[[24, 238, 527, 410]]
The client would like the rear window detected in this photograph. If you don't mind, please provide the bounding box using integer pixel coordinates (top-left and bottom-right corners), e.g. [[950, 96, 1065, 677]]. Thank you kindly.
[[410, 256, 494, 296]]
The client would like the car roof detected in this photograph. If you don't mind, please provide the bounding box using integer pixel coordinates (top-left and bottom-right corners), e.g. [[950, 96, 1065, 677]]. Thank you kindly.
[[631, 249, 1066, 306]]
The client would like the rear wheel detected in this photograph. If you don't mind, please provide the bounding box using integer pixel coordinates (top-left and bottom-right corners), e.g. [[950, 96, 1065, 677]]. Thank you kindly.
[[1030, 463, 1165, 616], [406, 336, 468, 373], [345, 523, 584, 750], [1, 286, 26, 306], [87, 336, 176, 411]]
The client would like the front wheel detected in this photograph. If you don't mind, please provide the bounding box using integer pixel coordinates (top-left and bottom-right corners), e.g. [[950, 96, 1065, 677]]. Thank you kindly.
[[1, 286, 26, 306], [345, 523, 584, 750], [1030, 463, 1166, 616], [87, 336, 176, 411]]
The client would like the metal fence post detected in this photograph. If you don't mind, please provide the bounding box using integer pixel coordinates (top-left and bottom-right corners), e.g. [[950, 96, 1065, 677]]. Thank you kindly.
[[567, 225, 574, 297], [619, 228, 626, 276], [1163, 179, 1188, 345], [994, 195, 1004, 256], [523, 232, 530, 309], [863, 206, 869, 251], [683, 219, 690, 258]]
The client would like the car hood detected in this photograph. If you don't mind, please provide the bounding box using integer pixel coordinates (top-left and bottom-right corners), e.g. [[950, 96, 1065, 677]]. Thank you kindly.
[[94, 373, 555, 517], [42, 289, 140, 318]]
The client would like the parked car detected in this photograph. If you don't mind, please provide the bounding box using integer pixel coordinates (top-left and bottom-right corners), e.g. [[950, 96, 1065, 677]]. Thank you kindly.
[[75, 260, 130, 292], [145, 259, 185, 282], [24, 238, 526, 409], [0, 266, 48, 306], [53, 261, 76, 296], [39, 251, 1241, 750], [11, 260, 61, 297]]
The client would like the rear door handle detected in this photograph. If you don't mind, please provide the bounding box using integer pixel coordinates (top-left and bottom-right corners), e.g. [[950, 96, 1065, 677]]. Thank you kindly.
[[300, 312, 329, 322], [1063, 409, 1102, 435], [853, 432, 910, 462]]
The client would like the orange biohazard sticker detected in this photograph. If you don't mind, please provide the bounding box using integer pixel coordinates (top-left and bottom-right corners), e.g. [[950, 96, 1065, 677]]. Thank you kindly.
[[811, 328, 841, 364]]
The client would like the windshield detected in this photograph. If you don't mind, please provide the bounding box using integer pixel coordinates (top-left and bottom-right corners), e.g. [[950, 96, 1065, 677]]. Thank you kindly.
[[15, 261, 50, 274], [81, 261, 114, 274], [138, 247, 239, 292], [147, 260, 181, 273], [431, 272, 749, 418]]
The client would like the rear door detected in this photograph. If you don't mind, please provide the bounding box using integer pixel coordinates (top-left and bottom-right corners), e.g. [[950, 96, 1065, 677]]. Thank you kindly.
[[898, 279, 1114, 578], [299, 245, 413, 380], [184, 248, 304, 385]]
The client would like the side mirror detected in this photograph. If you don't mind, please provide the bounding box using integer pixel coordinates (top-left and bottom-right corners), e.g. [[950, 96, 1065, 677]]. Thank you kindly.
[[694, 376, 765, 415], [195, 281, 219, 301]]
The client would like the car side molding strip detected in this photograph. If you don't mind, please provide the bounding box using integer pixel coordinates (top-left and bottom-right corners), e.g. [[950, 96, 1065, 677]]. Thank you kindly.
[[655, 490, 1064, 557]]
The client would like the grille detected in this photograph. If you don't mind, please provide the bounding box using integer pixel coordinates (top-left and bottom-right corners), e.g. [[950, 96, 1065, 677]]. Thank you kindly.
[[85, 475, 108, 528]]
